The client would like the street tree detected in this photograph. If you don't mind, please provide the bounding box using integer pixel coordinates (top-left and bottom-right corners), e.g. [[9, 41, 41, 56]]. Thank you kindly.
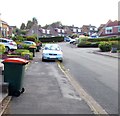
[[20, 23, 26, 30]]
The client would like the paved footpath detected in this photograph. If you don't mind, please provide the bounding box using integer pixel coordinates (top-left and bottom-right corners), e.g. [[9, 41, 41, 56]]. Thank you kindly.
[[6, 52, 93, 114]]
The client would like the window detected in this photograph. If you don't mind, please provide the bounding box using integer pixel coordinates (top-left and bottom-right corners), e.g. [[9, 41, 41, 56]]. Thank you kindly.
[[78, 29, 81, 32], [118, 26, 120, 32], [105, 27, 113, 34], [32, 30, 35, 34], [90, 28, 93, 31], [62, 29, 65, 33], [73, 28, 77, 32], [47, 30, 50, 34]]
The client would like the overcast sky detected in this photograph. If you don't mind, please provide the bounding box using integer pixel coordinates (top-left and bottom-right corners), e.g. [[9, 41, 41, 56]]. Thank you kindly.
[[0, 0, 119, 28]]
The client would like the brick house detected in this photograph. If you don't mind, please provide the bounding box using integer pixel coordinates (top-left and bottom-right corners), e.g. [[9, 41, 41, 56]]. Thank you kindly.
[[0, 19, 10, 37], [98, 20, 120, 37], [26, 23, 82, 37], [81, 25, 98, 36]]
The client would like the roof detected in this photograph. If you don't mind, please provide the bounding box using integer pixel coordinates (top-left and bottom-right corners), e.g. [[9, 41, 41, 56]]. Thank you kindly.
[[107, 20, 119, 27]]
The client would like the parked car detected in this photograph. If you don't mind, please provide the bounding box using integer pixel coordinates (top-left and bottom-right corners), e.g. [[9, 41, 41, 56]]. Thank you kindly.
[[64, 36, 71, 42], [23, 41, 36, 46], [42, 44, 63, 62], [0, 38, 17, 52], [69, 38, 76, 44]]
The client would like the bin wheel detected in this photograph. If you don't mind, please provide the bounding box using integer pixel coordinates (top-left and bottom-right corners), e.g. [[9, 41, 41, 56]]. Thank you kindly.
[[21, 88, 25, 93], [13, 91, 21, 97]]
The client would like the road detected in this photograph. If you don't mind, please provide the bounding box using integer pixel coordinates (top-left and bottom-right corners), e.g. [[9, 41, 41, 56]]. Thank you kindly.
[[59, 42, 118, 114]]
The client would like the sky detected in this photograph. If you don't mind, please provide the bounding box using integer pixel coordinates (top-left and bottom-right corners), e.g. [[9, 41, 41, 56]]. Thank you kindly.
[[0, 0, 119, 28]]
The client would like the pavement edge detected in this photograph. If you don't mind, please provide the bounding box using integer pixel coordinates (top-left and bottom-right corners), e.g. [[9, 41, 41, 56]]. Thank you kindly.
[[57, 61, 109, 115]]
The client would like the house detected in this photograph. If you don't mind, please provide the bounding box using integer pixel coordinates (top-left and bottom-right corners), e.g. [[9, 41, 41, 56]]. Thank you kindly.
[[0, 19, 10, 37], [26, 23, 82, 37], [98, 20, 120, 37], [9, 26, 17, 36], [26, 24, 43, 37], [81, 25, 98, 36]]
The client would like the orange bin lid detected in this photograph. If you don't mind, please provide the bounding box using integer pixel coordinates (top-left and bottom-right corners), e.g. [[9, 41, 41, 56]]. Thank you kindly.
[[3, 58, 29, 64]]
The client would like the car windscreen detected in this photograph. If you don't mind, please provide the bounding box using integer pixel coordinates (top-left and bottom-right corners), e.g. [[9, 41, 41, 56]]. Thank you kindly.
[[44, 45, 60, 51]]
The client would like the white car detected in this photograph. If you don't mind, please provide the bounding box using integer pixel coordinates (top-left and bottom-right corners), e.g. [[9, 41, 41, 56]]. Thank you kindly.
[[69, 38, 76, 44], [42, 44, 63, 62], [0, 38, 17, 51]]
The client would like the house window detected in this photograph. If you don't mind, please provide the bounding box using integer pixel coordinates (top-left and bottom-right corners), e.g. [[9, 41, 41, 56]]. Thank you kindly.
[[73, 28, 77, 32], [32, 30, 35, 34], [118, 26, 120, 32], [94, 28, 98, 31], [62, 29, 65, 33], [78, 29, 81, 32], [42, 29, 46, 33], [58, 29, 61, 33], [90, 28, 93, 31], [105, 27, 113, 34], [47, 30, 50, 34]]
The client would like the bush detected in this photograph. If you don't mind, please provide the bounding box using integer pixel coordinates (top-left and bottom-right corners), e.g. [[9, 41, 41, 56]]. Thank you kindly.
[[99, 42, 112, 52], [88, 37, 120, 42], [109, 41, 120, 50], [15, 49, 30, 55], [16, 36, 26, 42], [22, 44, 31, 49], [77, 37, 99, 47], [0, 44, 5, 54], [21, 52, 33, 60], [26, 36, 37, 42]]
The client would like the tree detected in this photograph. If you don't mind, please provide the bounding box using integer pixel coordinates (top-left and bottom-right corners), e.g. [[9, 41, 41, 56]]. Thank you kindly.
[[20, 23, 26, 30], [32, 17, 38, 24], [26, 20, 33, 29]]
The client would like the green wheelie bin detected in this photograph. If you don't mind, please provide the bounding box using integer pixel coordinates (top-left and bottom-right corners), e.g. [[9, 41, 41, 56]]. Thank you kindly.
[[2, 58, 29, 97], [29, 46, 36, 57]]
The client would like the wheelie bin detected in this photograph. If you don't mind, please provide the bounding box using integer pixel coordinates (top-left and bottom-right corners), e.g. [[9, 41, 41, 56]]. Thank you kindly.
[[2, 58, 29, 97], [29, 46, 36, 57]]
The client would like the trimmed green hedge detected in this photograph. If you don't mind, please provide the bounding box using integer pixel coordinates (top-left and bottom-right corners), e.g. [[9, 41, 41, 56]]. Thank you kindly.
[[99, 42, 112, 52], [88, 37, 120, 42], [39, 36, 64, 42]]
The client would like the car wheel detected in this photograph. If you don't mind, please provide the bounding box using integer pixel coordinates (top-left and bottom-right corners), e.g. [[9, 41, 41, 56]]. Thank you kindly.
[[5, 46, 10, 52], [59, 60, 63, 62]]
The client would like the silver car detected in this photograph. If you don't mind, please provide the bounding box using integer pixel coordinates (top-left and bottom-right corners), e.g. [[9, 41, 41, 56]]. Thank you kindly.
[[42, 44, 63, 62]]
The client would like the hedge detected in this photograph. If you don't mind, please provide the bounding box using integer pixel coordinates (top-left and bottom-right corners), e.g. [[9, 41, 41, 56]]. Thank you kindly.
[[39, 36, 64, 42], [87, 37, 120, 42], [0, 44, 5, 54], [99, 42, 112, 52]]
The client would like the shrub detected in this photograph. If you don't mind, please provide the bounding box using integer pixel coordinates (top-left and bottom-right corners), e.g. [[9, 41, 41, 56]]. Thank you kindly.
[[16, 36, 26, 42], [21, 52, 33, 60], [99, 42, 112, 52], [0, 44, 5, 54], [109, 41, 120, 50], [77, 37, 97, 47], [88, 37, 120, 42], [22, 44, 31, 49], [15, 49, 30, 55], [26, 36, 37, 42]]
